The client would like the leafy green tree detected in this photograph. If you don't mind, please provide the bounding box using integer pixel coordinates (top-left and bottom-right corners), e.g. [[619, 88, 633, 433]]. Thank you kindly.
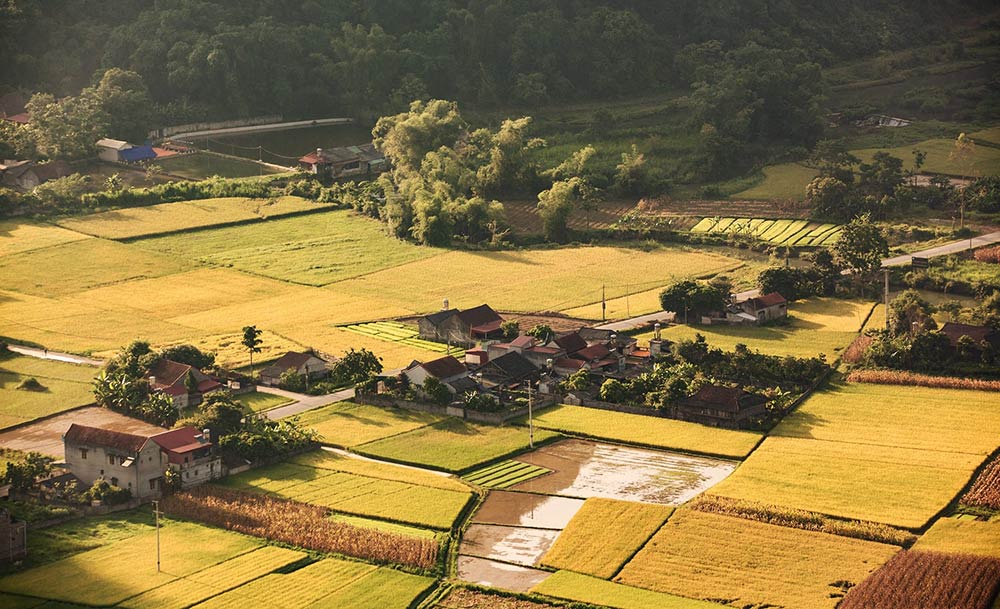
[[525, 324, 553, 342], [807, 176, 854, 222], [92, 68, 153, 142], [138, 392, 178, 428], [500, 320, 520, 341], [193, 393, 247, 437], [561, 369, 592, 391], [887, 290, 937, 336], [615, 144, 649, 196], [1, 451, 53, 492], [537, 177, 581, 243], [659, 281, 725, 323], [241, 326, 263, 375], [373, 99, 465, 175], [756, 267, 809, 302], [833, 213, 888, 278], [159, 344, 215, 370], [964, 176, 1000, 213], [26, 92, 108, 160], [858, 151, 905, 198], [0, 121, 36, 159], [422, 376, 452, 406], [332, 348, 383, 385], [599, 378, 629, 403]]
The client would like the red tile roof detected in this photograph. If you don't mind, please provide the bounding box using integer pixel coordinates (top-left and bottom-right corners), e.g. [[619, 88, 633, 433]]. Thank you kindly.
[[510, 335, 536, 349], [150, 427, 211, 464], [575, 344, 611, 361], [64, 424, 148, 453], [458, 304, 503, 328], [940, 322, 996, 347], [747, 292, 787, 309], [555, 332, 588, 354], [553, 358, 586, 370]]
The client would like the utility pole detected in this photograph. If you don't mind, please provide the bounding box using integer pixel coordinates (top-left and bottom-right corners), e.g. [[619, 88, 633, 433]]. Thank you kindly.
[[883, 268, 890, 331], [527, 382, 534, 448], [152, 500, 163, 573], [601, 285, 606, 322]]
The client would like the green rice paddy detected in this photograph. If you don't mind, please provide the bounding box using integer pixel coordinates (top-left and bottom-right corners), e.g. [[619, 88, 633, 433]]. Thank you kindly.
[[690, 217, 842, 247], [341, 321, 466, 359], [462, 460, 552, 489]]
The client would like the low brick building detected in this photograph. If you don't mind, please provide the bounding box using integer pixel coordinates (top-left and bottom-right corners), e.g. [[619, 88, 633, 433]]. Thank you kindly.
[[673, 385, 767, 430]]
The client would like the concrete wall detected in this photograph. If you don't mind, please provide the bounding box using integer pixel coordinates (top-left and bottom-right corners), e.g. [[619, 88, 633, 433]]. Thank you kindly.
[[65, 440, 165, 500]]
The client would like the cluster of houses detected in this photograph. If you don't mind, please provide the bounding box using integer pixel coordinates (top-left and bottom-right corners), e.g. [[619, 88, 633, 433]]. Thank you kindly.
[[380, 303, 767, 429]]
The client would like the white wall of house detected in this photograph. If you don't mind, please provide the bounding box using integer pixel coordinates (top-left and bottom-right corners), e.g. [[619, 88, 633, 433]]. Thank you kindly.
[[172, 456, 222, 488], [64, 440, 165, 499]]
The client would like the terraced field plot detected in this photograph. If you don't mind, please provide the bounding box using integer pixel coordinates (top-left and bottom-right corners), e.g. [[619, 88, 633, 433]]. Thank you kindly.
[[223, 451, 472, 529], [690, 217, 842, 246], [57, 196, 330, 239], [463, 460, 552, 489], [189, 556, 436, 609], [355, 418, 560, 473], [532, 571, 726, 609], [328, 245, 744, 315], [0, 521, 263, 606], [0, 220, 90, 256], [615, 509, 898, 609], [852, 137, 1000, 177], [709, 381, 1000, 528], [541, 499, 673, 578], [913, 517, 1000, 558], [0, 355, 97, 429], [341, 321, 466, 358], [136, 209, 438, 286], [529, 404, 762, 459], [634, 297, 874, 360], [730, 162, 819, 201], [289, 450, 470, 493], [295, 401, 444, 446]]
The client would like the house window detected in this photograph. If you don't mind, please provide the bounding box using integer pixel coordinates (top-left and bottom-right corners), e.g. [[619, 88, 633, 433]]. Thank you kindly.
[[149, 478, 158, 490], [80, 448, 88, 459], [111, 477, 118, 487], [194, 469, 199, 476], [109, 455, 116, 465]]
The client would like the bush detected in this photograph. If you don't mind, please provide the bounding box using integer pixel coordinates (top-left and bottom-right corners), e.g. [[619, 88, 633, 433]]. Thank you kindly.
[[85, 479, 132, 505], [14, 377, 46, 392], [974, 246, 1000, 264]]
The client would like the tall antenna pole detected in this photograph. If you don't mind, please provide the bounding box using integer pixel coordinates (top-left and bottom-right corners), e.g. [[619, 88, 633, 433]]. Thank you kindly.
[[527, 382, 534, 448], [601, 285, 606, 322], [883, 268, 890, 331], [152, 500, 162, 573]]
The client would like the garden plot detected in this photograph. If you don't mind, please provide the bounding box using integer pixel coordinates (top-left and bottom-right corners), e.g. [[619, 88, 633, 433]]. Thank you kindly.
[[691, 216, 842, 246], [341, 321, 466, 358], [615, 509, 898, 609], [463, 460, 552, 490]]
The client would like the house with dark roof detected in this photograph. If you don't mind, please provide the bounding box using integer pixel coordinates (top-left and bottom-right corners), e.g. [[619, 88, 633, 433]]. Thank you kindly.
[[148, 359, 223, 409], [1, 160, 72, 190], [259, 351, 330, 387], [63, 424, 221, 499], [402, 355, 470, 393], [738, 292, 788, 323], [486, 335, 566, 368], [478, 351, 539, 388], [298, 143, 386, 178], [0, 92, 29, 124], [939, 322, 1000, 351], [672, 385, 767, 429], [418, 304, 505, 347], [554, 332, 588, 356]]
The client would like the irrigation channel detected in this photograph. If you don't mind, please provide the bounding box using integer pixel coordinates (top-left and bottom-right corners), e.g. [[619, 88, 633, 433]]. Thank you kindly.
[[458, 438, 738, 592]]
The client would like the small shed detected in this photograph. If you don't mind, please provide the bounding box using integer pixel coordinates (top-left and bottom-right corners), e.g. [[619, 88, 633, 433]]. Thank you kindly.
[[259, 351, 330, 387], [738, 292, 787, 323], [96, 138, 133, 162]]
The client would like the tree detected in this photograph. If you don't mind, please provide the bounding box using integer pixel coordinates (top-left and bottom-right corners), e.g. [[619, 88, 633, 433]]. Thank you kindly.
[[241, 326, 263, 376], [887, 289, 936, 336], [537, 177, 581, 243], [561, 369, 591, 391], [806, 176, 855, 222], [1, 451, 53, 492], [372, 99, 465, 175], [833, 213, 888, 278], [184, 370, 198, 394], [138, 392, 178, 428], [91, 68, 154, 142], [422, 376, 452, 406], [500, 320, 520, 341], [599, 378, 629, 403], [659, 281, 725, 323], [615, 144, 648, 196], [858, 151, 905, 198], [331, 348, 383, 385], [159, 344, 215, 370], [193, 393, 246, 437], [756, 267, 809, 302], [525, 324, 553, 343], [964, 176, 1000, 213], [950, 133, 978, 227], [26, 92, 108, 160]]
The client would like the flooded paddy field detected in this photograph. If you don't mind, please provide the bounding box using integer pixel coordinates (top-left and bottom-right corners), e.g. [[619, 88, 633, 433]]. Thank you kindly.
[[457, 438, 738, 591], [194, 123, 373, 165]]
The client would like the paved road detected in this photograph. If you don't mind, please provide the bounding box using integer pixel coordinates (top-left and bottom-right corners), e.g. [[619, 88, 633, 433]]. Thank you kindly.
[[594, 310, 675, 332], [7, 344, 104, 367], [881, 230, 1000, 267], [262, 386, 355, 420]]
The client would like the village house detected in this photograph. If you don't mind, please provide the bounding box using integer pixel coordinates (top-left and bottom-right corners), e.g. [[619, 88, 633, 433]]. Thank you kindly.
[[96, 138, 133, 162], [672, 385, 767, 430], [476, 351, 540, 389], [148, 359, 223, 409], [259, 351, 330, 387], [939, 322, 1000, 352], [63, 424, 221, 499], [0, 92, 29, 124], [1, 160, 72, 190], [402, 355, 470, 392], [298, 143, 386, 178], [486, 335, 565, 368], [418, 303, 505, 347], [737, 292, 788, 323]]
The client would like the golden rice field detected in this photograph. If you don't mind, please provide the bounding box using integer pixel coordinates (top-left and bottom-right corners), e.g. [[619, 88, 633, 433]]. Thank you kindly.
[[530, 404, 761, 459], [354, 418, 560, 473], [295, 401, 443, 447], [135, 209, 438, 286], [709, 381, 1000, 528], [541, 499, 674, 578], [615, 509, 898, 609], [221, 451, 472, 529], [531, 571, 727, 609], [288, 450, 470, 493], [0, 521, 262, 606], [328, 245, 744, 315], [0, 220, 91, 256], [633, 298, 874, 360], [0, 354, 97, 429], [56, 196, 332, 240], [912, 517, 1000, 559]]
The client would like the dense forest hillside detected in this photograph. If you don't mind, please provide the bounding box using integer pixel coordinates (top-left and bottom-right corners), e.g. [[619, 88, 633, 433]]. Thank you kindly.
[[0, 0, 988, 122]]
